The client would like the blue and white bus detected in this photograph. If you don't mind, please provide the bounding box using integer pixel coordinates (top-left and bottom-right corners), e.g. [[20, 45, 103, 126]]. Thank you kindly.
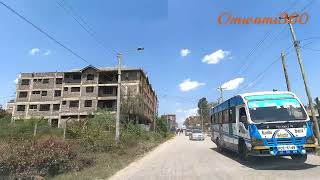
[[210, 91, 317, 162]]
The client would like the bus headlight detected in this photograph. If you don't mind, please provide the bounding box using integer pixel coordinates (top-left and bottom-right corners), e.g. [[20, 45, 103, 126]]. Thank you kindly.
[[251, 138, 264, 146], [306, 136, 315, 144]]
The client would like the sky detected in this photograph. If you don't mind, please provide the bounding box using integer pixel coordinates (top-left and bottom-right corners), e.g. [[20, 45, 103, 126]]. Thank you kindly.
[[0, 0, 320, 125]]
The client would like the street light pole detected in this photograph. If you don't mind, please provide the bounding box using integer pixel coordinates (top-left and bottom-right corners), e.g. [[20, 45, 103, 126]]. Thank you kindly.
[[217, 87, 226, 104], [115, 53, 122, 144], [114, 48, 144, 144]]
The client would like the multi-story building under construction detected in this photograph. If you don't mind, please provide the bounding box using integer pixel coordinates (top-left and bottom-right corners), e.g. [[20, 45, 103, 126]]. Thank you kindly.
[[12, 65, 158, 127]]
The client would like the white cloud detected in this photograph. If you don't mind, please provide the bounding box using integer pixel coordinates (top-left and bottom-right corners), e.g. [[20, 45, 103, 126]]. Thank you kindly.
[[184, 108, 198, 116], [14, 74, 21, 84], [202, 49, 230, 64], [176, 107, 198, 124], [180, 49, 191, 57], [176, 109, 183, 113], [179, 79, 205, 92], [221, 77, 244, 90], [43, 50, 51, 56], [29, 48, 40, 55]]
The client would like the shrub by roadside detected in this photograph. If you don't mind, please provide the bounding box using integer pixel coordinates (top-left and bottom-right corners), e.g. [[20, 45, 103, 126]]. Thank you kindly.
[[0, 112, 171, 179], [0, 137, 93, 179]]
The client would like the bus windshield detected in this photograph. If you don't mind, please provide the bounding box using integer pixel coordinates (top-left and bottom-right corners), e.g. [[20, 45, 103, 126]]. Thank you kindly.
[[247, 98, 307, 123]]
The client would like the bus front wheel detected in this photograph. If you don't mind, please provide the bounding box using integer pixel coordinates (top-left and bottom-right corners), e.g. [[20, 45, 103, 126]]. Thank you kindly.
[[239, 141, 249, 161], [291, 154, 307, 163], [216, 138, 222, 151]]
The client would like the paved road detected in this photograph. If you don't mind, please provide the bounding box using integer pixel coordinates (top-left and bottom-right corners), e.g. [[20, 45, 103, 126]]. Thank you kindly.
[[110, 135, 320, 180]]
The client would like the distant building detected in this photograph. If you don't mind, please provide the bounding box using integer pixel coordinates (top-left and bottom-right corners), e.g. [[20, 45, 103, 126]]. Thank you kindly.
[[11, 65, 158, 127], [5, 99, 15, 114], [161, 114, 177, 130], [184, 115, 200, 128]]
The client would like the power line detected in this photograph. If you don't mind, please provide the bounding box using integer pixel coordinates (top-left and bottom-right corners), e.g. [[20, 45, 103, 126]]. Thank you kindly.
[[302, 47, 320, 52], [229, 1, 316, 95], [221, 0, 317, 89], [56, 0, 117, 56], [235, 45, 294, 94], [237, 40, 317, 95], [0, 1, 91, 65], [298, 0, 316, 13], [237, 25, 288, 78], [217, 2, 298, 89], [300, 37, 320, 42]]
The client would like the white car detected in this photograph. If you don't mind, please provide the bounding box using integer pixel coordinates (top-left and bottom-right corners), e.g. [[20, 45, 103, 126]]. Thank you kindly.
[[185, 129, 192, 136], [189, 129, 205, 141]]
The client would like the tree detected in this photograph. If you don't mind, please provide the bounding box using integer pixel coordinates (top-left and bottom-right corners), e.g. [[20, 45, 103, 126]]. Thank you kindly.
[[209, 102, 218, 108], [0, 105, 10, 120], [197, 97, 210, 131], [155, 116, 169, 135], [120, 88, 144, 124]]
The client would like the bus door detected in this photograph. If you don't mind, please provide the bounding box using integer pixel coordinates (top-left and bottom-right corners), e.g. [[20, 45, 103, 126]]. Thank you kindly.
[[218, 111, 225, 146], [237, 106, 250, 141], [229, 107, 237, 148]]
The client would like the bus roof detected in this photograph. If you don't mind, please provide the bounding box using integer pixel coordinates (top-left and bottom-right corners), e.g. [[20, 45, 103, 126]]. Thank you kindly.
[[210, 91, 297, 114], [238, 91, 295, 98]]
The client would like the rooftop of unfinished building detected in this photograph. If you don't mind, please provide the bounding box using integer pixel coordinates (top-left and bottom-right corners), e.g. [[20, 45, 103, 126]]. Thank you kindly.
[[18, 65, 157, 97], [19, 65, 149, 78], [70, 65, 142, 72]]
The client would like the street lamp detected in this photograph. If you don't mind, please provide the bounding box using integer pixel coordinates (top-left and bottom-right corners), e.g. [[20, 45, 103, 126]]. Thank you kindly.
[[115, 47, 144, 144]]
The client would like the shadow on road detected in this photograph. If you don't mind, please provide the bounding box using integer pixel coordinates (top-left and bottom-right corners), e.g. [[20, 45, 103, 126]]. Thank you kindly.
[[210, 147, 318, 170]]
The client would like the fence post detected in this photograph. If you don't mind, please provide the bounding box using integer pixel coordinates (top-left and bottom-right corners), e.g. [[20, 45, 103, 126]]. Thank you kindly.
[[33, 121, 38, 137], [63, 118, 71, 141]]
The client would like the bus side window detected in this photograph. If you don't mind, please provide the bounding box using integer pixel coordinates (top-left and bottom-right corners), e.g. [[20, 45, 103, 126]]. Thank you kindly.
[[239, 107, 247, 123], [214, 113, 218, 124], [219, 112, 223, 124], [224, 110, 229, 124], [229, 107, 235, 123], [211, 115, 214, 124]]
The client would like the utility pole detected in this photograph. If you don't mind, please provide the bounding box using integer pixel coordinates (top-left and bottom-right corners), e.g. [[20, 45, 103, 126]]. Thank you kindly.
[[200, 108, 204, 132], [153, 115, 156, 132], [217, 87, 226, 104], [315, 97, 320, 115], [281, 51, 292, 91], [283, 14, 320, 143], [115, 53, 122, 144]]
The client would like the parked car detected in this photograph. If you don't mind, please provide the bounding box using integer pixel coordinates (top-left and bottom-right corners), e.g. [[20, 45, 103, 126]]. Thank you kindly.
[[185, 129, 192, 136], [189, 129, 205, 141]]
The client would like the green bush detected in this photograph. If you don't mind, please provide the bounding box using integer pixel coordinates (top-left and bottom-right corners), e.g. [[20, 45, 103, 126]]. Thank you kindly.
[[0, 111, 171, 178], [0, 118, 63, 141], [0, 137, 93, 179], [0, 107, 10, 120], [66, 112, 118, 152]]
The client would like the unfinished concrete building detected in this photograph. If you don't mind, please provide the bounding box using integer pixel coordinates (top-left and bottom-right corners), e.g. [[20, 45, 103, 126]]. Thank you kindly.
[[12, 65, 158, 127]]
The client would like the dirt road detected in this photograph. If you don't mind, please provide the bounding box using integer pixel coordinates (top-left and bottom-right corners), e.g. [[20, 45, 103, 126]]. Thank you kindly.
[[110, 135, 320, 180]]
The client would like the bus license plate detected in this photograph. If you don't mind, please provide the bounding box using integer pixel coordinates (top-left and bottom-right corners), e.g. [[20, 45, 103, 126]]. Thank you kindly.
[[277, 145, 297, 151]]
